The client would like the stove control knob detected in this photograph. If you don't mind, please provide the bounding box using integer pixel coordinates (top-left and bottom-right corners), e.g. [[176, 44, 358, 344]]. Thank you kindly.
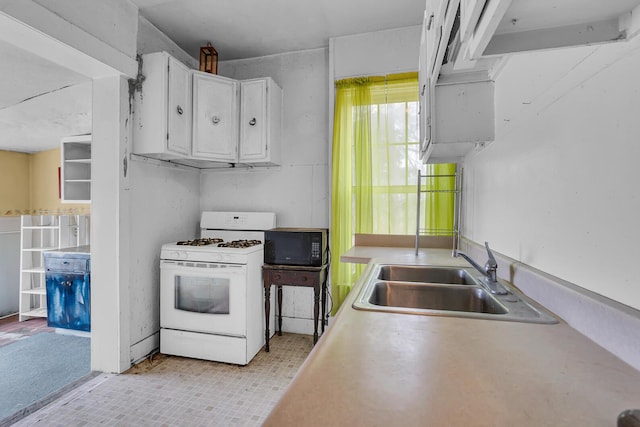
[[169, 251, 180, 259], [215, 254, 224, 262], [181, 252, 189, 260]]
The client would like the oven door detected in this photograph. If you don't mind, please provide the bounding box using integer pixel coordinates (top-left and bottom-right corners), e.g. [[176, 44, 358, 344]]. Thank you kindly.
[[160, 260, 247, 337]]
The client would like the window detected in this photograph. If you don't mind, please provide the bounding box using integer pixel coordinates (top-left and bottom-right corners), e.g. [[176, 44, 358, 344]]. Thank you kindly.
[[331, 73, 455, 312]]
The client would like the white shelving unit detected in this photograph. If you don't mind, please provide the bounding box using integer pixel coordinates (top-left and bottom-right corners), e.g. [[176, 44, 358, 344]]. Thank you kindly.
[[19, 214, 90, 321], [61, 135, 92, 203]]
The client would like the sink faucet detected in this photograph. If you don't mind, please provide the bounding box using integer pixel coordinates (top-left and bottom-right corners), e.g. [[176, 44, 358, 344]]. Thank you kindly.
[[455, 242, 507, 295]]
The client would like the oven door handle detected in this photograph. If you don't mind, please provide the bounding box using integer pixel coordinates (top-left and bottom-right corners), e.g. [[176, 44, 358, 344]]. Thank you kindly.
[[161, 260, 243, 267]]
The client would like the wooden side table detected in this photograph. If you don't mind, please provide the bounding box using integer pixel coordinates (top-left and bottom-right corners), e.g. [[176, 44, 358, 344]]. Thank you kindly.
[[263, 264, 328, 352]]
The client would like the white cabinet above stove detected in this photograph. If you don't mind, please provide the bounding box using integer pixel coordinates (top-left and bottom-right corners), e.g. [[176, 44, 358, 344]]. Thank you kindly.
[[133, 52, 191, 161], [192, 72, 239, 162], [133, 52, 282, 168], [238, 77, 282, 166]]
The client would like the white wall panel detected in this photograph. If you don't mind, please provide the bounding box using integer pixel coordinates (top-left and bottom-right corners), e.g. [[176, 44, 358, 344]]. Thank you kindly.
[[201, 49, 329, 333], [128, 158, 200, 358], [33, 0, 138, 58], [332, 26, 421, 79], [462, 36, 640, 311], [0, 217, 20, 317]]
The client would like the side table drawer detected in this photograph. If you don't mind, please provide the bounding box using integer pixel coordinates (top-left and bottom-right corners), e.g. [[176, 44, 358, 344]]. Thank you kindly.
[[265, 270, 319, 287]]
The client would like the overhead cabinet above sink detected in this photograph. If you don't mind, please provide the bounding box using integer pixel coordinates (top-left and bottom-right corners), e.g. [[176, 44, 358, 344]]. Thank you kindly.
[[464, 0, 640, 60], [420, 0, 640, 163], [419, 0, 495, 164], [133, 52, 282, 168]]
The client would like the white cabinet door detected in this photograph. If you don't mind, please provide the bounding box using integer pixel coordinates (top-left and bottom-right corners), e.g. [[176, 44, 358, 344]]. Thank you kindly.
[[239, 79, 267, 161], [239, 77, 282, 165], [133, 52, 191, 160], [460, 0, 487, 42], [166, 56, 191, 156], [192, 72, 239, 162], [425, 0, 440, 79], [418, 12, 432, 161]]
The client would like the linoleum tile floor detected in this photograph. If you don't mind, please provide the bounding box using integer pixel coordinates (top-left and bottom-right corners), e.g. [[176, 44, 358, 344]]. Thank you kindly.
[[13, 333, 313, 427]]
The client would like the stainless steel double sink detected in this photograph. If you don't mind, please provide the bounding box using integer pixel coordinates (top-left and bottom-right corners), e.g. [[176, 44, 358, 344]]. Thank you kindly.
[[353, 265, 558, 324]]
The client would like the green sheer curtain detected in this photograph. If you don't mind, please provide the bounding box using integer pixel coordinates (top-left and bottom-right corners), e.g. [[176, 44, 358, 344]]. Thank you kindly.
[[331, 77, 373, 311], [331, 73, 456, 314]]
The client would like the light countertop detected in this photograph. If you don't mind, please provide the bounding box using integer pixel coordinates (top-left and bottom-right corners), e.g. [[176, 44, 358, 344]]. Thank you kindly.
[[264, 248, 640, 426], [339, 245, 466, 265], [44, 245, 91, 255]]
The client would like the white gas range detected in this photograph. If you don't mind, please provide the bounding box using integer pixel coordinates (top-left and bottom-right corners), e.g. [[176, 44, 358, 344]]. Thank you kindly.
[[159, 211, 276, 365]]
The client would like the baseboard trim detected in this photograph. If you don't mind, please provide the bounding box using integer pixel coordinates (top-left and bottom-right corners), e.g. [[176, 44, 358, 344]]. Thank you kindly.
[[129, 332, 159, 366]]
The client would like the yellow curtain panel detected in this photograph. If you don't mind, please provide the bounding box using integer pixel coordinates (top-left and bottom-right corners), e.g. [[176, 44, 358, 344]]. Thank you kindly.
[[331, 73, 455, 314]]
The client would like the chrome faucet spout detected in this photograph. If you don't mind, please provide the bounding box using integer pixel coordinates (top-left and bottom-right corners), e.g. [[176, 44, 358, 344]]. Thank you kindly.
[[454, 251, 485, 276], [455, 242, 506, 295]]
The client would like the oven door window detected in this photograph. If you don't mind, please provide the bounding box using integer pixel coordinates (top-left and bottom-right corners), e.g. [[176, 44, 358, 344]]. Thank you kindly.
[[175, 276, 230, 314], [160, 262, 247, 335]]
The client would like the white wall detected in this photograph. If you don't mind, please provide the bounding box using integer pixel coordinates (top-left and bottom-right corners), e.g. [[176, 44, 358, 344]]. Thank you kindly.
[[201, 48, 329, 333], [33, 0, 138, 57], [128, 158, 200, 363], [1, 0, 201, 370], [0, 0, 137, 76], [210, 48, 329, 227], [137, 15, 198, 69], [331, 26, 421, 79], [0, 217, 20, 317], [462, 36, 640, 311]]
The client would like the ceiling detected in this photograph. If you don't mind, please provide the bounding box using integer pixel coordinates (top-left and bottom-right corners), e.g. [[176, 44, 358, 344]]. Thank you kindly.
[[132, 0, 425, 61], [1, 0, 424, 153], [0, 40, 92, 153]]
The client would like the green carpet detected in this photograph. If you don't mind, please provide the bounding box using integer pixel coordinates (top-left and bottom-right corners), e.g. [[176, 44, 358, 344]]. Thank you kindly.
[[0, 332, 90, 422]]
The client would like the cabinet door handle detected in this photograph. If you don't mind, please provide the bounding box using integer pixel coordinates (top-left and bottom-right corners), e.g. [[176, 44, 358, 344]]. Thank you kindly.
[[176, 105, 183, 115], [249, 118, 257, 126], [427, 13, 434, 31], [212, 116, 220, 125]]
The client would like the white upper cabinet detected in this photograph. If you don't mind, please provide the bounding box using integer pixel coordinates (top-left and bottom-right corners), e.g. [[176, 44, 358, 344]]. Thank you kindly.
[[462, 0, 640, 61], [420, 0, 495, 163], [418, 11, 432, 160], [239, 77, 282, 165], [132, 52, 282, 168], [192, 72, 239, 162], [421, 0, 640, 163], [133, 52, 191, 160]]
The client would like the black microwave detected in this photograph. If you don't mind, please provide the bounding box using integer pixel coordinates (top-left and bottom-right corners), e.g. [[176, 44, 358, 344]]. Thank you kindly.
[[264, 228, 328, 266]]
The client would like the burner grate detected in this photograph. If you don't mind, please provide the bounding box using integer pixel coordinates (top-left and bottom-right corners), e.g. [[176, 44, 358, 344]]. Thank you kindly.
[[217, 239, 262, 248], [176, 238, 224, 246], [175, 238, 262, 248]]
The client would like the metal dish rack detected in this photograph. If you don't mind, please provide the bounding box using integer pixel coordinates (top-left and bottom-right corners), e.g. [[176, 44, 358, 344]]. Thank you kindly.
[[415, 166, 462, 255]]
